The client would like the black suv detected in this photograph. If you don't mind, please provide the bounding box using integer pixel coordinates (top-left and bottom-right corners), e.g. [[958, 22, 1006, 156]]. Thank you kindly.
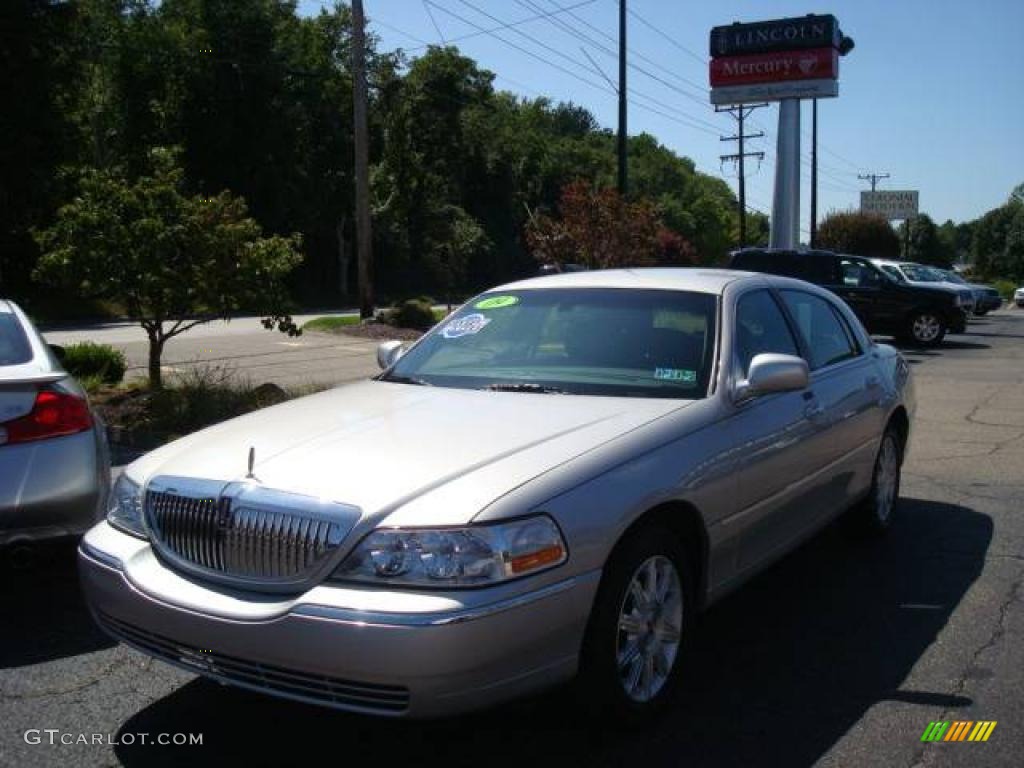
[[729, 248, 969, 346]]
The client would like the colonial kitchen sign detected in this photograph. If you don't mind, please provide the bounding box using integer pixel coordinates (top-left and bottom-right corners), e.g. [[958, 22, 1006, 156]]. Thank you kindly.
[[860, 190, 920, 220], [710, 15, 841, 57]]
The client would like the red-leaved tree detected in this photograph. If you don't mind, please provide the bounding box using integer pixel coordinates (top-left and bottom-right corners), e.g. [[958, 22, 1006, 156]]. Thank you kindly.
[[526, 180, 693, 269]]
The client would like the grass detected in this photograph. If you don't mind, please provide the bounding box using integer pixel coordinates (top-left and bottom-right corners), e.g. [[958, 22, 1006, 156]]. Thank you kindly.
[[304, 307, 450, 334], [302, 315, 360, 332]]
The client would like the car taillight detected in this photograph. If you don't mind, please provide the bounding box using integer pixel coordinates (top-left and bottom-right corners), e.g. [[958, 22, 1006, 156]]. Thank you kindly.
[[1, 389, 93, 445]]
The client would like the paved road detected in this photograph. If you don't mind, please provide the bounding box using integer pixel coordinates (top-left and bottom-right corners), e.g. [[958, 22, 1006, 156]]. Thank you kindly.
[[3, 311, 1023, 767], [44, 313, 381, 390]]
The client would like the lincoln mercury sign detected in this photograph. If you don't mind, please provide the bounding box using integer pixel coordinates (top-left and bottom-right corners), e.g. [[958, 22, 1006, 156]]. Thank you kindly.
[[710, 15, 841, 57], [708, 14, 851, 106], [860, 190, 920, 220]]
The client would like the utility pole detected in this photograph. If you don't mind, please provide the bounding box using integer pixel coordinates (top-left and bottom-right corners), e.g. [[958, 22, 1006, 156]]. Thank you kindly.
[[810, 99, 818, 248], [858, 172, 890, 192], [352, 0, 373, 319], [617, 0, 627, 194], [717, 103, 767, 248]]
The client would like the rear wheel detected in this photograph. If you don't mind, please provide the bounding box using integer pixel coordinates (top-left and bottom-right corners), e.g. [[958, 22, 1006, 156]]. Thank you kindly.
[[852, 425, 903, 535], [902, 311, 946, 347], [578, 524, 693, 721]]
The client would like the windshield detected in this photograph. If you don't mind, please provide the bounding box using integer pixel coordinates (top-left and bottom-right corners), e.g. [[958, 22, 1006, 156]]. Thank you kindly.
[[900, 264, 943, 282], [936, 269, 966, 284], [880, 265, 904, 282], [384, 288, 718, 399]]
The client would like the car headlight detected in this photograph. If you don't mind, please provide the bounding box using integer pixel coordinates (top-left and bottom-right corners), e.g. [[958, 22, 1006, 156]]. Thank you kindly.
[[332, 515, 567, 587], [107, 474, 147, 539]]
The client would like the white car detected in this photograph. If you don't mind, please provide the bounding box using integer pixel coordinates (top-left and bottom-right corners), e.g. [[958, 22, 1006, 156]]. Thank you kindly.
[[871, 260, 976, 314], [79, 269, 915, 719], [1015, 286, 1024, 308]]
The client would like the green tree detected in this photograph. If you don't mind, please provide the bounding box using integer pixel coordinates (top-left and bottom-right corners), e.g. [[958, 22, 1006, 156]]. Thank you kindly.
[[1002, 206, 1024, 279], [0, 0, 84, 304], [816, 211, 900, 258], [971, 199, 1022, 277], [902, 213, 949, 266], [34, 149, 303, 388]]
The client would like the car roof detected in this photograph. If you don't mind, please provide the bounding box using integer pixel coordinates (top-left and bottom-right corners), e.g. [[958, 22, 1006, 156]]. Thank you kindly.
[[492, 267, 751, 295]]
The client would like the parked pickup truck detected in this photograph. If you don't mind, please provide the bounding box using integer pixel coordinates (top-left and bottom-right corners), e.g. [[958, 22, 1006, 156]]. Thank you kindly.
[[728, 249, 970, 346]]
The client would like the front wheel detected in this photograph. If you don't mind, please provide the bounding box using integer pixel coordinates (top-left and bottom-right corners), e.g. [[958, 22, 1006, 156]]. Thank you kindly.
[[578, 524, 692, 721], [903, 311, 947, 347]]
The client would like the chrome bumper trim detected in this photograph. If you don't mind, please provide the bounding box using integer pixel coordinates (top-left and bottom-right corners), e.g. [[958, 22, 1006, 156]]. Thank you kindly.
[[79, 539, 123, 571], [79, 538, 598, 629], [292, 572, 600, 627]]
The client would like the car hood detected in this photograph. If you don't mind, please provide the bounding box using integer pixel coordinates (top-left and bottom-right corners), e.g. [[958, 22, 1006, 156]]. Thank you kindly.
[[128, 380, 688, 526]]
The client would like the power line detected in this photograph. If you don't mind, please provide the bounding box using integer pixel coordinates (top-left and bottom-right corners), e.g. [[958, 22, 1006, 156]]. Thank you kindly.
[[535, 0, 710, 101], [450, 0, 721, 133], [625, 2, 706, 66], [424, 0, 723, 135], [422, 0, 448, 43], [403, 0, 599, 51]]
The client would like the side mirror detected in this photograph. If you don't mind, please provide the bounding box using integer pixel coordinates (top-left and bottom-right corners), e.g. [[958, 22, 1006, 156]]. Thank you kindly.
[[736, 353, 809, 401], [376, 340, 405, 370], [49, 344, 67, 363]]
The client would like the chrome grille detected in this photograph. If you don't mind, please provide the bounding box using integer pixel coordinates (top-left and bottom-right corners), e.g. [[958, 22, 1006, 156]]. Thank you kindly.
[[96, 611, 409, 714], [145, 477, 357, 584]]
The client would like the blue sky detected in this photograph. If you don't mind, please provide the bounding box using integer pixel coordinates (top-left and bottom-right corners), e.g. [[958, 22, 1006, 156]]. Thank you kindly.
[[300, 1, 1024, 235]]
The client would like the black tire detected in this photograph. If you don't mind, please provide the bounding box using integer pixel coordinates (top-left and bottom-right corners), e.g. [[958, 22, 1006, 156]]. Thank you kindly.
[[901, 310, 947, 347], [577, 524, 693, 723], [851, 425, 903, 536]]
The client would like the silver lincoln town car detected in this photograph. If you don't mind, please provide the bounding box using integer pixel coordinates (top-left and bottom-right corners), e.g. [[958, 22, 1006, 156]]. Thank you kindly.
[[80, 269, 914, 718]]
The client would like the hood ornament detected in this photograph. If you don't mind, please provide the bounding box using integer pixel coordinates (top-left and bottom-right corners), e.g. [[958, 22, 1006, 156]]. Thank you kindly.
[[246, 446, 258, 481]]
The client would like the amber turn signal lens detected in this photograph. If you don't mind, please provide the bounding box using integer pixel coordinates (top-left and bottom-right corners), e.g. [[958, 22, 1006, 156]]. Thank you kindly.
[[509, 544, 565, 575]]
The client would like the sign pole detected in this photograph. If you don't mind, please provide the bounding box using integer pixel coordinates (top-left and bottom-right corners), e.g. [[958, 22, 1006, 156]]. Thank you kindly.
[[770, 98, 801, 249]]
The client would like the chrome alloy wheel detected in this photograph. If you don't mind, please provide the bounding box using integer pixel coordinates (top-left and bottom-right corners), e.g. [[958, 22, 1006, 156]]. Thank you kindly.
[[616, 555, 683, 703], [875, 434, 900, 524], [911, 313, 942, 343]]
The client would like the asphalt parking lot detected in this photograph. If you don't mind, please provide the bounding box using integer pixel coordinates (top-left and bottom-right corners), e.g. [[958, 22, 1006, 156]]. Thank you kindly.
[[3, 310, 1023, 768]]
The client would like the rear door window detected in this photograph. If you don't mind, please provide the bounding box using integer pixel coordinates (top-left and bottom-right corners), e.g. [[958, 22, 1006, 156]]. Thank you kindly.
[[0, 314, 33, 366], [779, 290, 860, 370]]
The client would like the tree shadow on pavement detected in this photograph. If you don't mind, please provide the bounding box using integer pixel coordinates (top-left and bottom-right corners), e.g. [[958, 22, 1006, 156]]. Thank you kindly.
[[115, 499, 990, 768], [0, 538, 116, 668]]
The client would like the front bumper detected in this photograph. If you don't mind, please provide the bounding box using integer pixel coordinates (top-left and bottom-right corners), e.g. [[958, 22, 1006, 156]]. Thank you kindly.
[[79, 522, 599, 718], [0, 430, 106, 546]]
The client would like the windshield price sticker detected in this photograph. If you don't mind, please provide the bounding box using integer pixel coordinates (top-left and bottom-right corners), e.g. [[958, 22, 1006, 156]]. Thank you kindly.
[[474, 295, 519, 310], [441, 313, 491, 339], [655, 368, 697, 383]]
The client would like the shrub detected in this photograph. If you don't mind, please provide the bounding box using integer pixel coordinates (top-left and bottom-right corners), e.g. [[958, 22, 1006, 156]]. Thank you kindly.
[[385, 298, 437, 330], [992, 278, 1017, 301], [62, 342, 126, 385]]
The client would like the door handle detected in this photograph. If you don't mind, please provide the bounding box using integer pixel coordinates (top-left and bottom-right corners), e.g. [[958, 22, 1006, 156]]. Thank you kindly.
[[866, 375, 880, 388], [804, 402, 825, 420]]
